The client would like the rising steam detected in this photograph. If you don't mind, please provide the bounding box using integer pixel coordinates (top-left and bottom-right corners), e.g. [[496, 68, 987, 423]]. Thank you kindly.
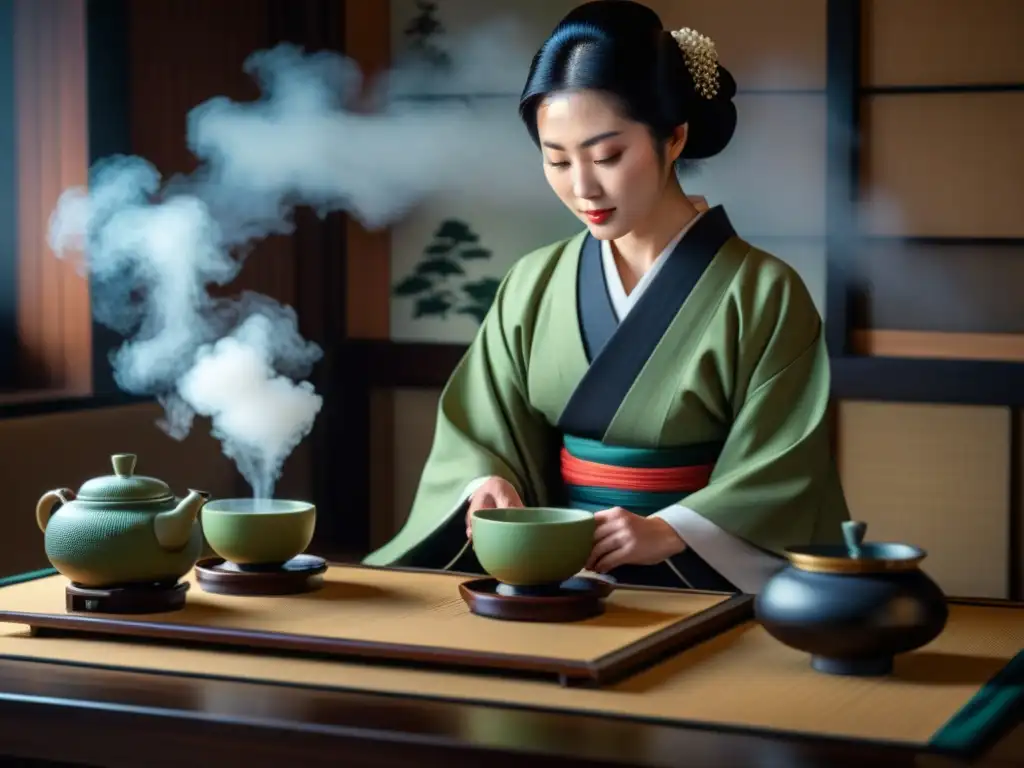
[[46, 20, 536, 501]]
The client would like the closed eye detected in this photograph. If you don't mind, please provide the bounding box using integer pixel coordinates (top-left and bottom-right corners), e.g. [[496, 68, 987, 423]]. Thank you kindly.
[[595, 152, 622, 166]]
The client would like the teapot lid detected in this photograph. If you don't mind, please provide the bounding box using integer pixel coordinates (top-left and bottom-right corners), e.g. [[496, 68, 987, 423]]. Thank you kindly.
[[784, 521, 927, 574], [76, 454, 173, 503]]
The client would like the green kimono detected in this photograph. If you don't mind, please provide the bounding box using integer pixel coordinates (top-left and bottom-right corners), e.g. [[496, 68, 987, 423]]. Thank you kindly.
[[364, 206, 850, 589]]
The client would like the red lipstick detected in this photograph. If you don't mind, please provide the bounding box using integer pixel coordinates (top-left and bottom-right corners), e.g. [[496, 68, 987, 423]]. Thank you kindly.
[[583, 208, 615, 225]]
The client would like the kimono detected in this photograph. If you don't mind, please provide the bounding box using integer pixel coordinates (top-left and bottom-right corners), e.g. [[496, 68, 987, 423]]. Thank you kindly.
[[363, 206, 851, 593]]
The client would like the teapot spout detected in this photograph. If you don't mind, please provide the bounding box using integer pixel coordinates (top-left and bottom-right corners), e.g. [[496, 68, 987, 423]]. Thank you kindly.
[[153, 489, 210, 551]]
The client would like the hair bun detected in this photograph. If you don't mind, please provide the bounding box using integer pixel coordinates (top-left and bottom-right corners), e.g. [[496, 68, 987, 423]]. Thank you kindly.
[[680, 63, 737, 159], [661, 26, 737, 159]]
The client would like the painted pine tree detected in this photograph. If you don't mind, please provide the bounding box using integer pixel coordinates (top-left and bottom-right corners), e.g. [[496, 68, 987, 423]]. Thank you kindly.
[[403, 0, 451, 70], [392, 219, 500, 325]]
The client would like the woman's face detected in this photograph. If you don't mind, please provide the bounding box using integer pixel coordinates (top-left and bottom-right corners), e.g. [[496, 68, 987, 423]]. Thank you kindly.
[[535, 90, 683, 239]]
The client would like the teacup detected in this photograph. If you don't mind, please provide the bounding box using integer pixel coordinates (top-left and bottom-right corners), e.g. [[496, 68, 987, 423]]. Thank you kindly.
[[201, 498, 316, 568], [471, 507, 595, 588]]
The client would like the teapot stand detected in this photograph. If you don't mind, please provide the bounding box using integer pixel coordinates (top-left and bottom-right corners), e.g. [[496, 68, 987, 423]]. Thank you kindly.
[[66, 581, 189, 614], [194, 554, 327, 596], [458, 576, 614, 622]]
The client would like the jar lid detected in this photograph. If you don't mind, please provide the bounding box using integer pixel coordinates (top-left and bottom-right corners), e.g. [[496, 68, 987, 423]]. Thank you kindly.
[[76, 454, 173, 503], [784, 521, 926, 574]]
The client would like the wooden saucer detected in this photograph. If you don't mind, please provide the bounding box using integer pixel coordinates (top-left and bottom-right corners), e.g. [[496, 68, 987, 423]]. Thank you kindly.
[[194, 554, 327, 596], [66, 581, 189, 614], [459, 576, 614, 622]]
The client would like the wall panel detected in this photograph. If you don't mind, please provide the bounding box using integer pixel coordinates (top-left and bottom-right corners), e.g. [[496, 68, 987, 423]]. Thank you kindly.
[[836, 401, 1010, 599], [863, 0, 1024, 87], [13, 0, 92, 392], [368, 385, 442, 552], [689, 94, 828, 238], [860, 93, 1024, 239], [855, 0, 1024, 374], [369, 387, 396, 549], [852, 242, 1024, 335], [648, 0, 826, 91]]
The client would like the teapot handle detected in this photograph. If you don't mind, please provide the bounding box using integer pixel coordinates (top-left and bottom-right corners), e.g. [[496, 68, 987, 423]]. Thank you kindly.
[[36, 488, 75, 533]]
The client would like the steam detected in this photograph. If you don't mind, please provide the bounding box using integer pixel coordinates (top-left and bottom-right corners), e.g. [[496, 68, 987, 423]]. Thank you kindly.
[[46, 20, 536, 501]]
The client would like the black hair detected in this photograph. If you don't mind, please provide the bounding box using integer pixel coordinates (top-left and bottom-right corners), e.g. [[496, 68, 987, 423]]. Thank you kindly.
[[518, 0, 737, 163]]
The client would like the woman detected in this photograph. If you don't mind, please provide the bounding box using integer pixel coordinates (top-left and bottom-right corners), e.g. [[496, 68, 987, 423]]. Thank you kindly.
[[364, 0, 850, 593]]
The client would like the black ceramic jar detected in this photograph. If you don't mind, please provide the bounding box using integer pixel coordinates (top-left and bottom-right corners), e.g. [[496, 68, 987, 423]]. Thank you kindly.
[[754, 520, 949, 677]]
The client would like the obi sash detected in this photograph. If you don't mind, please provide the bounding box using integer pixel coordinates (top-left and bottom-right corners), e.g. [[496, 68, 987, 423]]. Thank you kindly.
[[559, 434, 722, 515]]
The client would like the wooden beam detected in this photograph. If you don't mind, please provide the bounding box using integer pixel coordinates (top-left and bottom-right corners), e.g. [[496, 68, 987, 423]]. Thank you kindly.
[[340, 0, 393, 556], [824, 0, 860, 356], [1010, 411, 1022, 601], [344, 0, 391, 341], [852, 330, 1024, 362], [14, 0, 92, 393]]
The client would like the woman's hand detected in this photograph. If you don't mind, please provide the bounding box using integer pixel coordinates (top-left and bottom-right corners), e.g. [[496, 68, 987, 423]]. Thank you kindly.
[[586, 507, 687, 573], [466, 476, 524, 538]]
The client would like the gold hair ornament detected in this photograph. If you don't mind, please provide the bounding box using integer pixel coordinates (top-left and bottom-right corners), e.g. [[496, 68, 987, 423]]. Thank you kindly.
[[670, 27, 719, 99]]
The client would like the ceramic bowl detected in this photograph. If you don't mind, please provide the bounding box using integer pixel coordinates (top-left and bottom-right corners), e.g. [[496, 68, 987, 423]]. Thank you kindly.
[[471, 507, 595, 587], [754, 520, 948, 677], [201, 498, 316, 567]]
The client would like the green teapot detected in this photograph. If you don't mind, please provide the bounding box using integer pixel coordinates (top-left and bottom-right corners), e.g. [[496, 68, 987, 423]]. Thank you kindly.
[[36, 453, 210, 589]]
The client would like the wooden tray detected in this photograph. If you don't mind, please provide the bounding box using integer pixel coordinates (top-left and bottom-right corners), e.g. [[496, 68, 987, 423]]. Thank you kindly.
[[0, 564, 753, 687]]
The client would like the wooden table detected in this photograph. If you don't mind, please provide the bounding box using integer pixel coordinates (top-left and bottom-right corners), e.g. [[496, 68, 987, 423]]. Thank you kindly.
[[0, 563, 1021, 768], [0, 651, 1019, 767]]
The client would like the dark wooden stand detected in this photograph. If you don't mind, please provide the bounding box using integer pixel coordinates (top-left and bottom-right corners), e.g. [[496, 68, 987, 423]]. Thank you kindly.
[[458, 576, 614, 622], [65, 582, 188, 614], [194, 555, 328, 596]]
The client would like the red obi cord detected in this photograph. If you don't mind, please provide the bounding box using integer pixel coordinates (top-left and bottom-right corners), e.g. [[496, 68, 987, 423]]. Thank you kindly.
[[559, 447, 714, 493]]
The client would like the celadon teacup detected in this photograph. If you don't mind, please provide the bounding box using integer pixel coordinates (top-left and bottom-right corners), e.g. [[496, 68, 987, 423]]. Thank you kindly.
[[471, 507, 595, 587], [201, 498, 315, 567]]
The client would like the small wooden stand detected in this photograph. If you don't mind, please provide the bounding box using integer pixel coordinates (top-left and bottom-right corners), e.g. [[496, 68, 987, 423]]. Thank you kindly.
[[66, 581, 189, 614], [459, 576, 614, 622], [195, 554, 327, 596]]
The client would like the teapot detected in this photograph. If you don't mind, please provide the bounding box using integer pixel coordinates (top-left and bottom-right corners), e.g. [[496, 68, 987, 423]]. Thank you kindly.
[[37, 453, 210, 589], [754, 520, 948, 677]]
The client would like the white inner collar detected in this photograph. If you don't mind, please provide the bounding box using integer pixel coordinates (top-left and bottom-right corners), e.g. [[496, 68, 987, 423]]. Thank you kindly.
[[600, 212, 705, 321]]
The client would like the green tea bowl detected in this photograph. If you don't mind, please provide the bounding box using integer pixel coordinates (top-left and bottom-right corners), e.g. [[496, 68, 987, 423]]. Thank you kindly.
[[201, 499, 316, 568], [470, 507, 595, 588]]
